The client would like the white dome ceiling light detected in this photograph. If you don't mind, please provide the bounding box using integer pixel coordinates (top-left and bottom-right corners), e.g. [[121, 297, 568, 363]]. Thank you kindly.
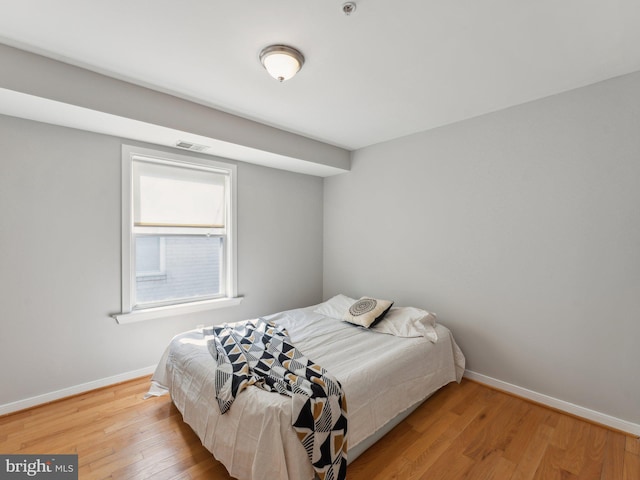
[[259, 45, 305, 82]]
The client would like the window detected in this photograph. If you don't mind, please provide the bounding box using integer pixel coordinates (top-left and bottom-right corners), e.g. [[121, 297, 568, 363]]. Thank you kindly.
[[115, 145, 241, 324]]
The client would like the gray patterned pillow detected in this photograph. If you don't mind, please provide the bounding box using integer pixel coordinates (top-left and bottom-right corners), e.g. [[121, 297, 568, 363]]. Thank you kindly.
[[343, 297, 393, 328]]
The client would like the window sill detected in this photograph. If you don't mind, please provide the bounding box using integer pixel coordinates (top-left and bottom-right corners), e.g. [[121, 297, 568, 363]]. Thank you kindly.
[[113, 296, 243, 324]]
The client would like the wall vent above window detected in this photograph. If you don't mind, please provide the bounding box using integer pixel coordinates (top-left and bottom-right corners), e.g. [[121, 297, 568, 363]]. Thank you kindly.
[[175, 140, 210, 152]]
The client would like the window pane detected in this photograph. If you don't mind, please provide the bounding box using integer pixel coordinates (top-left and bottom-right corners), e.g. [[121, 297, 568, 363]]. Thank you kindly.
[[135, 235, 223, 306], [133, 160, 226, 227]]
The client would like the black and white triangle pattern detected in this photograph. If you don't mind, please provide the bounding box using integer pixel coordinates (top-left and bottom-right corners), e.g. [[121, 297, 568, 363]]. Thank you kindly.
[[207, 318, 348, 480]]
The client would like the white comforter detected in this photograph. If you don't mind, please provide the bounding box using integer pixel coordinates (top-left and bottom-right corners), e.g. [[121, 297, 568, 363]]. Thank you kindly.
[[148, 305, 465, 480]]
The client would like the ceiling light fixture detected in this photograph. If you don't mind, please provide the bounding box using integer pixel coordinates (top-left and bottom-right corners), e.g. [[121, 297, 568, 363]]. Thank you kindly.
[[259, 45, 305, 82]]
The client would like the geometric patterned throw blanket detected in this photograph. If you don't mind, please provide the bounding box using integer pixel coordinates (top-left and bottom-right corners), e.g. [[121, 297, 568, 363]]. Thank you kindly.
[[207, 318, 348, 480]]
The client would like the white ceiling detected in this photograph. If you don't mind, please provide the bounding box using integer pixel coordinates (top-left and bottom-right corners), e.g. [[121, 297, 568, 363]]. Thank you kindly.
[[1, 0, 640, 151]]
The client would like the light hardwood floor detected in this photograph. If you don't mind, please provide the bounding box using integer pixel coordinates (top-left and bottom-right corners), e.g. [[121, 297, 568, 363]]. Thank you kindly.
[[1, 376, 638, 479]]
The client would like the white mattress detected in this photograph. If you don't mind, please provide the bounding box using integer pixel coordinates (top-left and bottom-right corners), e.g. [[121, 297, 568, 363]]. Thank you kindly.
[[148, 304, 465, 480]]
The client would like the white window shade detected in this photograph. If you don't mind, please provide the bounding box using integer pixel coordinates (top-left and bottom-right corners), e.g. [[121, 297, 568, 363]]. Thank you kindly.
[[133, 159, 226, 228]]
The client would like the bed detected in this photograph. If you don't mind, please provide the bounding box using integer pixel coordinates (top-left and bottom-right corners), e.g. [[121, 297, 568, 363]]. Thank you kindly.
[[147, 295, 465, 480]]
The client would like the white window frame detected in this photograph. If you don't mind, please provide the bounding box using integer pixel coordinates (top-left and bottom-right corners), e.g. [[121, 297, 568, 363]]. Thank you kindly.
[[114, 145, 241, 324]]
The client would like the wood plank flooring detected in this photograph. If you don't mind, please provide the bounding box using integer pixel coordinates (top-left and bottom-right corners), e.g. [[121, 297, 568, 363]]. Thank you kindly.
[[1, 376, 637, 479]]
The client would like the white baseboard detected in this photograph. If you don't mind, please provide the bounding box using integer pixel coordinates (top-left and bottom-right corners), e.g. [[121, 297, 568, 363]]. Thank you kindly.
[[0, 365, 156, 416], [464, 370, 640, 437], [3, 367, 638, 437]]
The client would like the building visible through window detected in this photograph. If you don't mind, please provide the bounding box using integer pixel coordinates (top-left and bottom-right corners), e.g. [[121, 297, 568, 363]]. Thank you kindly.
[[135, 236, 222, 305]]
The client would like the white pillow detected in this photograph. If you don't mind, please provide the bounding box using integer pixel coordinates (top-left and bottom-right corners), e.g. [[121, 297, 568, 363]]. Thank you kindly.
[[342, 297, 394, 328], [315, 295, 439, 342], [371, 306, 439, 343], [314, 294, 357, 319]]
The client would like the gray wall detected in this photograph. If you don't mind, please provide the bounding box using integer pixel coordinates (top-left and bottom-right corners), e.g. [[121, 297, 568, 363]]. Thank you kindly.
[[324, 72, 640, 425], [0, 114, 323, 406]]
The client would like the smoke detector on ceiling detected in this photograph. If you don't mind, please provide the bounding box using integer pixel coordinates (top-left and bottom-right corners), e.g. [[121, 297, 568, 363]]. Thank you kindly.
[[342, 2, 356, 15], [175, 140, 210, 152]]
